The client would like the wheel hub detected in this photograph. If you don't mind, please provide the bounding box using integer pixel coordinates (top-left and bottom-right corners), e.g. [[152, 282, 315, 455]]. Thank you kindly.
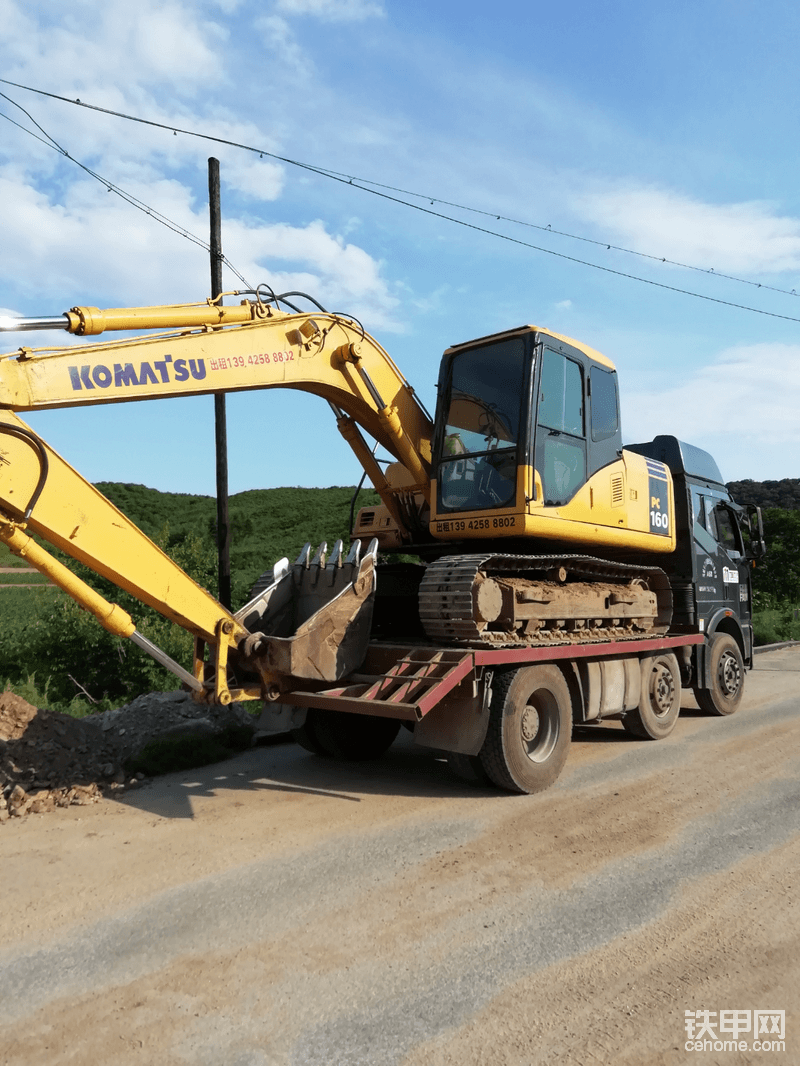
[[719, 651, 742, 697], [651, 665, 675, 717], [520, 705, 540, 742]]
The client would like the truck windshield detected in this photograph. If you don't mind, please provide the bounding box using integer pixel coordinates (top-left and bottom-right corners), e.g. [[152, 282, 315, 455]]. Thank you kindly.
[[438, 337, 526, 512]]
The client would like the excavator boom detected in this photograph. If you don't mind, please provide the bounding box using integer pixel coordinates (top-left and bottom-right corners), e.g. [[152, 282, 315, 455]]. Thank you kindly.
[[0, 296, 434, 703]]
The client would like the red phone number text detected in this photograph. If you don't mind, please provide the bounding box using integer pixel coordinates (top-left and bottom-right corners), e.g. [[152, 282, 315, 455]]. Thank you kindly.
[[209, 351, 295, 371]]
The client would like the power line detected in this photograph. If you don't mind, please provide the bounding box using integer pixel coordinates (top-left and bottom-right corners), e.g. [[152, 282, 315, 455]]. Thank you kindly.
[[0, 89, 254, 290], [4, 77, 799, 302], [2, 78, 800, 325]]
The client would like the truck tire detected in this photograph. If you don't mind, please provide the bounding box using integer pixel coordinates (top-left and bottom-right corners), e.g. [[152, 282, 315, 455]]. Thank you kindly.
[[293, 708, 400, 761], [291, 712, 330, 756], [694, 633, 744, 716], [622, 652, 681, 740], [478, 665, 572, 794], [446, 752, 493, 787]]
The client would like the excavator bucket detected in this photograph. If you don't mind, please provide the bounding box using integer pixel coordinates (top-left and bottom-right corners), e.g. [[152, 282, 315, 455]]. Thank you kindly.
[[234, 538, 379, 683]]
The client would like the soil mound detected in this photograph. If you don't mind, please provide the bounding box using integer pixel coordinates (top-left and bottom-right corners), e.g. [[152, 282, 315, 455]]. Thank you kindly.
[[1, 690, 254, 823]]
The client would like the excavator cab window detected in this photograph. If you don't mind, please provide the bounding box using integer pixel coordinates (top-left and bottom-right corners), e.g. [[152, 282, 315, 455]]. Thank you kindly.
[[535, 349, 586, 506], [589, 365, 619, 441], [437, 337, 526, 513]]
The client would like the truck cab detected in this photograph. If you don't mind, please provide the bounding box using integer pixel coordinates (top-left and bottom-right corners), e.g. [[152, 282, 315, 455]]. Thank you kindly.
[[626, 435, 763, 713]]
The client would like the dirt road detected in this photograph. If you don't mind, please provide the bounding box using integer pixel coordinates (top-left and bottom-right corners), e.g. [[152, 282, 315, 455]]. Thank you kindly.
[[1, 648, 798, 1065]]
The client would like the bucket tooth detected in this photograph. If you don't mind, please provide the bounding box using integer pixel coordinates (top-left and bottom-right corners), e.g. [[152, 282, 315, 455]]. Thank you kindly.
[[272, 557, 290, 581], [295, 542, 312, 568], [329, 539, 344, 569], [311, 542, 327, 569], [364, 537, 378, 561], [345, 539, 361, 566]]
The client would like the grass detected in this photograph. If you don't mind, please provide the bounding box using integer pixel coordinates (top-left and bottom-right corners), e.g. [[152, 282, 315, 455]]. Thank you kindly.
[[2, 674, 118, 717], [0, 572, 53, 585], [753, 606, 800, 646]]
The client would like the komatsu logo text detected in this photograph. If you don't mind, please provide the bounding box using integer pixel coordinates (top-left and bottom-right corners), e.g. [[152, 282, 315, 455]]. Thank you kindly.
[[68, 356, 206, 391]]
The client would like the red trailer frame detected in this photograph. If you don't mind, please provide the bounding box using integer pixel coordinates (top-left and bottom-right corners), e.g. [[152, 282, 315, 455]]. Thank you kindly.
[[282, 633, 704, 722]]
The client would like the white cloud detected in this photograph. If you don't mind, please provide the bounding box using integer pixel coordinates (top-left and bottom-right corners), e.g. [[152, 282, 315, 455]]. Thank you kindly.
[[0, 0, 400, 356], [0, 160, 398, 326], [5, 1, 226, 96], [576, 185, 800, 275], [274, 0, 384, 21], [224, 218, 400, 328], [555, 299, 572, 310], [623, 342, 800, 479], [0, 167, 212, 303]]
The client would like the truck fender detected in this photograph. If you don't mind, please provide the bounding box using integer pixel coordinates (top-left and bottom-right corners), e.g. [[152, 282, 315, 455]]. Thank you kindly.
[[701, 610, 748, 685]]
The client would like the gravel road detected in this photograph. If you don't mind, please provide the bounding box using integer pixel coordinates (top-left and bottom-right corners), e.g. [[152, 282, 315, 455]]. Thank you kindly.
[[1, 647, 798, 1065]]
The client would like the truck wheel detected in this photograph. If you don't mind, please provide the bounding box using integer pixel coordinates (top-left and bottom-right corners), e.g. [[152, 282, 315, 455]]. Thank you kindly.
[[291, 711, 330, 756], [293, 708, 400, 761], [478, 665, 572, 794], [694, 634, 744, 716], [447, 752, 493, 787], [622, 653, 681, 740]]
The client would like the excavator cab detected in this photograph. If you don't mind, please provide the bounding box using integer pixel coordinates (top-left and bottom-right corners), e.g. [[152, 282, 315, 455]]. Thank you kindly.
[[430, 326, 626, 546]]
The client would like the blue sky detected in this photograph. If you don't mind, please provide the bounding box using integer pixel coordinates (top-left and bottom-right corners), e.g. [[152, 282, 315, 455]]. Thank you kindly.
[[1, 0, 799, 494]]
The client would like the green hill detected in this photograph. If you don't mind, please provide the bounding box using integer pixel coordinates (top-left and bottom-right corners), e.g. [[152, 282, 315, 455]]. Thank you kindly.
[[727, 479, 800, 510], [95, 482, 381, 600]]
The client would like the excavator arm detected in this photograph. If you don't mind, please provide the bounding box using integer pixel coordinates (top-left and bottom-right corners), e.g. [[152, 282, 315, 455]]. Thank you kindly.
[[0, 296, 435, 702]]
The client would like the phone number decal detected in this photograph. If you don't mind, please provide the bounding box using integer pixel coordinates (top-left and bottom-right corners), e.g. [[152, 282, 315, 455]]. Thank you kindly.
[[435, 516, 516, 533], [209, 351, 295, 372]]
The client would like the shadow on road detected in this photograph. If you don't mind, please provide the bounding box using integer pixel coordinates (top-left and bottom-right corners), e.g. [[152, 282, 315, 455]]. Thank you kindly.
[[112, 729, 505, 819], [110, 685, 723, 821]]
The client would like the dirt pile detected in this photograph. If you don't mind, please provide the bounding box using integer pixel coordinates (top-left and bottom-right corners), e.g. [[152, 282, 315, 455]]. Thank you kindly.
[[81, 690, 255, 762], [0, 692, 121, 819], [0, 690, 255, 823]]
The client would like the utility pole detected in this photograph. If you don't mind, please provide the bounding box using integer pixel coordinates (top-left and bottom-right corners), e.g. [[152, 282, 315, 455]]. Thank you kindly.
[[208, 157, 232, 609]]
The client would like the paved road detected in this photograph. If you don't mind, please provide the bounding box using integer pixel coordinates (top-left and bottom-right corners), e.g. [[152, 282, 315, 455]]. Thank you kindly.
[[1, 648, 799, 1065]]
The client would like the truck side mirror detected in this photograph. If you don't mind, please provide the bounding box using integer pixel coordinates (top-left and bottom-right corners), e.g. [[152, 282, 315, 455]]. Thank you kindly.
[[743, 504, 766, 560]]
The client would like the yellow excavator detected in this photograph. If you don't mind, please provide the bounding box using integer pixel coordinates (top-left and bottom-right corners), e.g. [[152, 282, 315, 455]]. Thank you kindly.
[[0, 291, 761, 792]]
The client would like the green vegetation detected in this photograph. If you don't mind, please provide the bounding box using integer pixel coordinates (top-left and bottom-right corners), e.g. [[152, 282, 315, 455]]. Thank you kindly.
[[723, 482, 800, 644], [0, 483, 379, 714], [0, 571, 52, 585], [752, 606, 800, 646], [728, 478, 800, 511], [749, 508, 800, 644], [95, 482, 380, 606]]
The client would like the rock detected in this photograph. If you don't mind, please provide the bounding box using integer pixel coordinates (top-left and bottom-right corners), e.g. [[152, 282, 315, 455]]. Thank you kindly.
[[29, 791, 55, 814], [160, 718, 216, 741], [9, 784, 28, 810]]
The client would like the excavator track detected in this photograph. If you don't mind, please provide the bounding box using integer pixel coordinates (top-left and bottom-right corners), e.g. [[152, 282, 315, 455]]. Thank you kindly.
[[418, 553, 672, 648]]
